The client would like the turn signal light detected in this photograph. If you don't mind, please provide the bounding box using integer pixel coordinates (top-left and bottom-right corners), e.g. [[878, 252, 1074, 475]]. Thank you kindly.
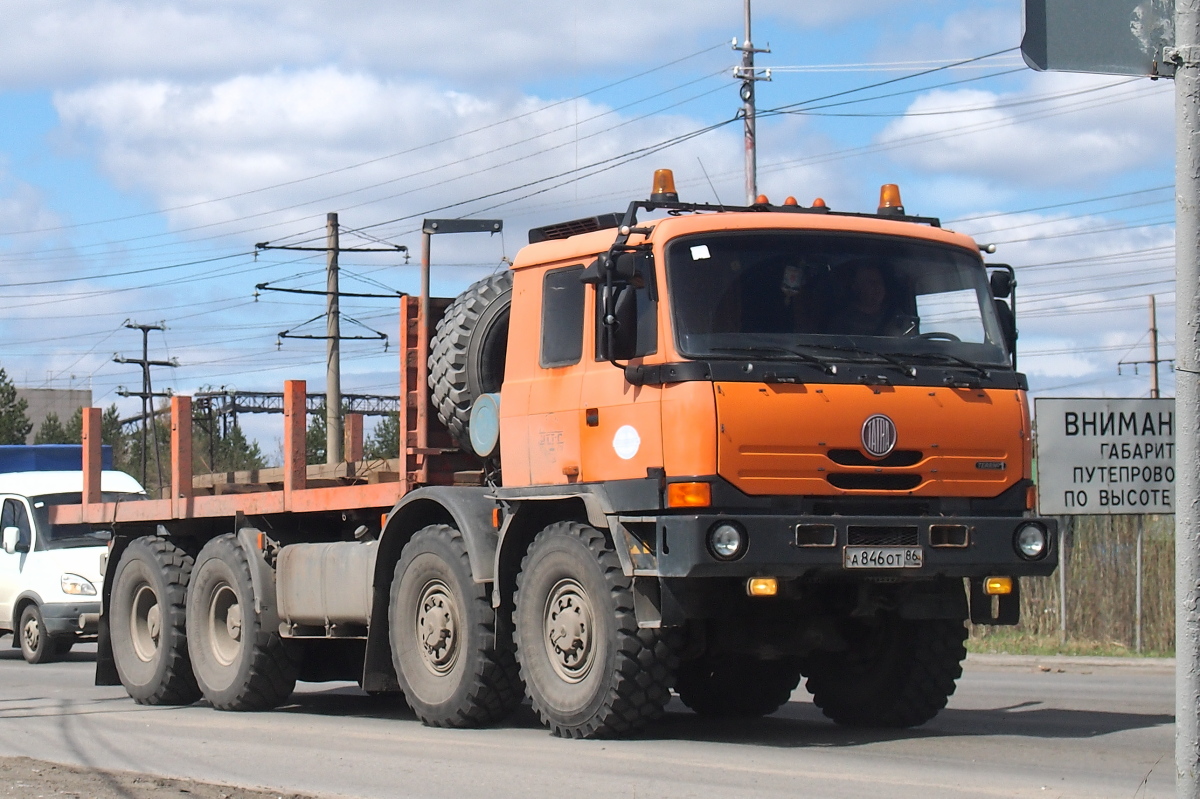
[[1026, 484, 1038, 511], [651, 169, 678, 202], [747, 577, 778, 597], [984, 576, 1013, 595], [667, 481, 712, 508], [878, 183, 905, 215]]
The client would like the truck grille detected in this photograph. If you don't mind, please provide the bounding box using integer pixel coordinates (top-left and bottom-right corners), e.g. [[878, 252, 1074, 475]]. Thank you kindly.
[[847, 526, 919, 546], [827, 474, 922, 490], [827, 449, 922, 467]]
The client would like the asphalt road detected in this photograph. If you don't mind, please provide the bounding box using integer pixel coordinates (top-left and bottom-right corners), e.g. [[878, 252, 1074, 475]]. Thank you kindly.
[[0, 645, 1174, 799]]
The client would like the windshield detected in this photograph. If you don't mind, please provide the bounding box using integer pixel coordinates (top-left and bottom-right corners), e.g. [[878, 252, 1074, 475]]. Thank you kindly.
[[31, 491, 142, 549], [665, 231, 1010, 368]]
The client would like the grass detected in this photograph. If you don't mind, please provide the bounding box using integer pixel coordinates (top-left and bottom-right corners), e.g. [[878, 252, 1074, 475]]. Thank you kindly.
[[967, 628, 1174, 659]]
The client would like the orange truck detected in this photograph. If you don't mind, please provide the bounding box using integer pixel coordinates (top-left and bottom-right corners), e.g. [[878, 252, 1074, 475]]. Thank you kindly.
[[56, 170, 1055, 738]]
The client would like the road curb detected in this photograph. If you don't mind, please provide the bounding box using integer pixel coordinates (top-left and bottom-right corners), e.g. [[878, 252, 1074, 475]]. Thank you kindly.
[[966, 652, 1175, 671]]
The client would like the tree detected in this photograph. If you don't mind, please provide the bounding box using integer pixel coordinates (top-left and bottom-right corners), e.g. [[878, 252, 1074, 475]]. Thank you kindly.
[[34, 412, 69, 444], [0, 368, 31, 445], [365, 412, 400, 459], [306, 404, 326, 465]]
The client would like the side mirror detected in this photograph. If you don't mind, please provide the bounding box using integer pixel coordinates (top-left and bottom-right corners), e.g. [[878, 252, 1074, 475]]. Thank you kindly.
[[599, 284, 639, 361], [994, 299, 1018, 350], [2, 527, 22, 555], [989, 268, 1014, 299], [613, 252, 649, 280]]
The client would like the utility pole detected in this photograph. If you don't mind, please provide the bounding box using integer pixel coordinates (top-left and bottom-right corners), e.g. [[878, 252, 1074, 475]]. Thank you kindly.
[[732, 0, 770, 205], [325, 213, 342, 465], [255, 218, 406, 466], [1175, 1, 1200, 793], [114, 322, 176, 489], [1119, 295, 1172, 396]]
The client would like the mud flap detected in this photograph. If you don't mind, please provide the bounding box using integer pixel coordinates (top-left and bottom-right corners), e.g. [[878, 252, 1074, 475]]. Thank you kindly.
[[969, 577, 1020, 625]]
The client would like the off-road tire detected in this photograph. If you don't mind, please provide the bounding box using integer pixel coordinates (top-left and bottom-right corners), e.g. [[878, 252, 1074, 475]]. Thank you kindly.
[[803, 616, 967, 728], [429, 271, 513, 451], [186, 534, 299, 711], [675, 655, 802, 718], [110, 536, 201, 705], [18, 605, 56, 664], [513, 522, 678, 739], [389, 524, 523, 727]]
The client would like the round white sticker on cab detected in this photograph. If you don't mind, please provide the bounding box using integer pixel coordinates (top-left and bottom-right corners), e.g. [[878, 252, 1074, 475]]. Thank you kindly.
[[612, 425, 641, 460]]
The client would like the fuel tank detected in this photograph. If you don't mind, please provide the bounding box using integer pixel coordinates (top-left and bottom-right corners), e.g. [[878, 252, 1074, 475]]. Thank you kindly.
[[714, 382, 1028, 497]]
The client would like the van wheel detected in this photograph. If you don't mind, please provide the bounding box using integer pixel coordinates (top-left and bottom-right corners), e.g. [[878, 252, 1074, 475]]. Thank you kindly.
[[513, 522, 678, 739], [389, 524, 523, 727], [187, 534, 298, 711], [675, 655, 801, 718], [110, 536, 201, 704], [429, 271, 513, 451], [18, 605, 56, 664]]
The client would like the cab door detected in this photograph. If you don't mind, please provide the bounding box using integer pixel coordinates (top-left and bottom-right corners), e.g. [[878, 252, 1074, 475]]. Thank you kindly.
[[0, 497, 32, 630], [579, 257, 664, 483]]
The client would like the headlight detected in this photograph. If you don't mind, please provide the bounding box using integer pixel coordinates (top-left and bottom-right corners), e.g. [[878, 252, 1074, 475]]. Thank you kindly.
[[707, 522, 747, 561], [61, 573, 97, 596], [1014, 523, 1048, 561]]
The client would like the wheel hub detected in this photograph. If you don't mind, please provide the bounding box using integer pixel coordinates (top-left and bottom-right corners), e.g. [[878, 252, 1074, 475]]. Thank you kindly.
[[130, 584, 161, 663], [22, 616, 38, 653], [543, 579, 594, 683], [207, 583, 243, 667], [416, 580, 459, 675]]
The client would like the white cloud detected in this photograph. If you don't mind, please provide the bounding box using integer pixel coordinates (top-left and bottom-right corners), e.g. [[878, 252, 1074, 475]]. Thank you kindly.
[[878, 73, 1173, 186]]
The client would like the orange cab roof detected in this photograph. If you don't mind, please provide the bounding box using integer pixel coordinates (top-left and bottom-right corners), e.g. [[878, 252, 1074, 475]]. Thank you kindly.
[[512, 210, 980, 269]]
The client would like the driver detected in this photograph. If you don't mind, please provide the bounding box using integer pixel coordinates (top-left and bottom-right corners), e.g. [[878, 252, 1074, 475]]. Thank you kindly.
[[836, 262, 914, 337]]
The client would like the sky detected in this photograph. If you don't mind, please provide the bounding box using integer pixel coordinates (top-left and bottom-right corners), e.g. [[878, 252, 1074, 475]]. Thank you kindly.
[[0, 0, 1178, 460]]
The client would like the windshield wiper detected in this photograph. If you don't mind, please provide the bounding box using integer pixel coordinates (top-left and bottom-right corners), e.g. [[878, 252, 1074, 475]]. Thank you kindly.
[[708, 346, 838, 375], [906, 351, 992, 379], [810, 344, 917, 378]]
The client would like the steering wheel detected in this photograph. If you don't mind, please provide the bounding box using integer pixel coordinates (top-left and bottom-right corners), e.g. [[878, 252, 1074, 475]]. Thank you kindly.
[[917, 331, 961, 342]]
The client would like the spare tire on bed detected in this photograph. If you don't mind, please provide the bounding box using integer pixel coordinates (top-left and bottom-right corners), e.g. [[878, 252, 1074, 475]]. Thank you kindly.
[[429, 270, 513, 452]]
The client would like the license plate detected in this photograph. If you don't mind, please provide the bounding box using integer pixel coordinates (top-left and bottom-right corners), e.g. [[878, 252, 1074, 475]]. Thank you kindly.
[[843, 546, 923, 569]]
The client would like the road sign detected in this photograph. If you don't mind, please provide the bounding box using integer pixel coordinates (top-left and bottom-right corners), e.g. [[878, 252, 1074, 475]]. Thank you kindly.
[[1022, 0, 1176, 77], [1035, 398, 1175, 514]]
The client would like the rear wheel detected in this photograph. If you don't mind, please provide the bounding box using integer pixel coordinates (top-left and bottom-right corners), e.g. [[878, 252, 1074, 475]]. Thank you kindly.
[[109, 536, 201, 705], [186, 534, 298, 711], [18, 605, 56, 664], [513, 522, 677, 739], [675, 655, 802, 718], [803, 615, 966, 728], [389, 524, 522, 727]]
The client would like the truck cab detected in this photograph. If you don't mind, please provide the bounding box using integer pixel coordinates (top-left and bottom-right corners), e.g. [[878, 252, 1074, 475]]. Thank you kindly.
[[0, 447, 144, 663]]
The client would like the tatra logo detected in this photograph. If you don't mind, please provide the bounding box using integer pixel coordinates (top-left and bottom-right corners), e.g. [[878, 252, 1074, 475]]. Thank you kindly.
[[861, 414, 897, 459]]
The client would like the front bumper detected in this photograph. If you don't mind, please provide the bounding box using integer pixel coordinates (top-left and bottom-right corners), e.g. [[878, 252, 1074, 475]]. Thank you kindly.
[[651, 513, 1057, 578], [41, 601, 101, 637]]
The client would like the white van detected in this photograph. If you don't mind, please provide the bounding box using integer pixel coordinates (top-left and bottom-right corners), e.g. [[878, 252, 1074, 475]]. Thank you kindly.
[[0, 470, 145, 663]]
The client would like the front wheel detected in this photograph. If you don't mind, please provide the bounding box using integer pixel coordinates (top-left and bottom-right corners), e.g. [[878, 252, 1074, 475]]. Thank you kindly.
[[803, 616, 966, 728], [186, 534, 298, 711], [513, 522, 677, 739], [18, 605, 56, 664], [389, 525, 522, 727]]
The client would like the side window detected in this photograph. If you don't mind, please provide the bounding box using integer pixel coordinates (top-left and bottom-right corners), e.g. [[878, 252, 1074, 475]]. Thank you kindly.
[[540, 266, 586, 368], [1, 499, 30, 549], [595, 258, 658, 360]]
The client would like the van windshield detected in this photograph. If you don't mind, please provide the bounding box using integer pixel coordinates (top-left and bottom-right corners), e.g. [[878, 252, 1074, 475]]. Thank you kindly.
[[31, 492, 143, 549], [665, 231, 1010, 368]]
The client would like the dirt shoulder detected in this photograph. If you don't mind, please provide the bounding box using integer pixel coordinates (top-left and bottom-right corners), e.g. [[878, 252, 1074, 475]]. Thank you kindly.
[[0, 756, 329, 799]]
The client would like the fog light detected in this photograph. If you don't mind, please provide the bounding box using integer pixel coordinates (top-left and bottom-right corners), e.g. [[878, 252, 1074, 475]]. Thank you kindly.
[[984, 576, 1013, 595], [1014, 522, 1048, 560], [707, 522, 746, 561], [747, 577, 778, 596]]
